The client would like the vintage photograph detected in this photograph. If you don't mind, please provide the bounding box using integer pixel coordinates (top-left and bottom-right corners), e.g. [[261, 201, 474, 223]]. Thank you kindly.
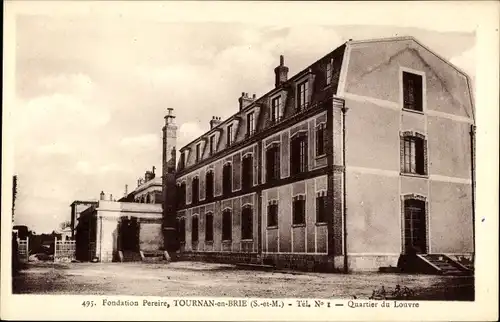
[[3, 1, 498, 321]]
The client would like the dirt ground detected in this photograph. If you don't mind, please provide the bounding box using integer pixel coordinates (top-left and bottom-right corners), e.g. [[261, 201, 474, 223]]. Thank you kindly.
[[12, 261, 474, 300]]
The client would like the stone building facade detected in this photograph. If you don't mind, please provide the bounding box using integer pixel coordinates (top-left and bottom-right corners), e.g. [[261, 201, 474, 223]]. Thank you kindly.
[[162, 36, 475, 272]]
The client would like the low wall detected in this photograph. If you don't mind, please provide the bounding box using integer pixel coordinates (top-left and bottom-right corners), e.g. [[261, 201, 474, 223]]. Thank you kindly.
[[176, 252, 342, 273]]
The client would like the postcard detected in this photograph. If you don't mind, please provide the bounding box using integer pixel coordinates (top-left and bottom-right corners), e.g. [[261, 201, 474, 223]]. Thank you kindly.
[[1, 1, 498, 321]]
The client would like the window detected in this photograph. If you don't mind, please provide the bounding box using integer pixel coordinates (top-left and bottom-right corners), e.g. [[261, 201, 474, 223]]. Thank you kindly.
[[326, 61, 332, 85], [402, 135, 426, 175], [205, 170, 214, 200], [241, 206, 253, 240], [247, 112, 255, 136], [242, 155, 253, 191], [177, 182, 187, 208], [227, 124, 233, 147], [205, 213, 214, 242], [222, 209, 232, 241], [223, 163, 232, 195], [192, 216, 199, 242], [293, 196, 306, 225], [316, 194, 327, 223], [178, 218, 186, 242], [209, 135, 216, 155], [266, 145, 280, 182], [192, 177, 199, 204], [271, 96, 282, 123], [291, 134, 308, 175], [267, 203, 278, 227], [195, 143, 201, 162], [403, 72, 423, 112], [297, 80, 309, 111], [316, 123, 326, 156], [179, 152, 186, 170]]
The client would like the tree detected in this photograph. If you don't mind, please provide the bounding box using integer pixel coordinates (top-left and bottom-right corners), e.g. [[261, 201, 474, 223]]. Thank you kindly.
[[59, 220, 72, 230]]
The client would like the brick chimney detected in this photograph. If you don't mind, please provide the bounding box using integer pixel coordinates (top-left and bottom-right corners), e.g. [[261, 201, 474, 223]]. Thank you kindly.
[[109, 194, 113, 201], [100, 191, 105, 201], [145, 169, 155, 182], [209, 116, 222, 129], [124, 184, 128, 197], [239, 92, 255, 110], [274, 55, 289, 87]]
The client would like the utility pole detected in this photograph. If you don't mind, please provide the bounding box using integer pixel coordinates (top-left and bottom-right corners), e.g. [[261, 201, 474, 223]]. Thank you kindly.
[[12, 175, 18, 224]]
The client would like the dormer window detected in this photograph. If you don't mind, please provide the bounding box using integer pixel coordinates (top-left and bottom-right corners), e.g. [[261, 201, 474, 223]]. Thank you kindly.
[[326, 61, 332, 86], [195, 143, 201, 162], [247, 112, 255, 136], [271, 96, 282, 123], [227, 124, 233, 147], [209, 135, 216, 156], [297, 80, 309, 111], [179, 152, 186, 170]]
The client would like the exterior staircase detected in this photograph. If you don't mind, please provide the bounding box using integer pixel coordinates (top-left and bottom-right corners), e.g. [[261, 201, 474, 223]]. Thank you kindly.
[[141, 250, 169, 263], [417, 254, 473, 276], [120, 251, 142, 262], [119, 250, 169, 263]]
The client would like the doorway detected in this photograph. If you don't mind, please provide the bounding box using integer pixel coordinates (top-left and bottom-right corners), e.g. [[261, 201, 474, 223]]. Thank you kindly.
[[119, 217, 140, 252], [403, 199, 427, 254]]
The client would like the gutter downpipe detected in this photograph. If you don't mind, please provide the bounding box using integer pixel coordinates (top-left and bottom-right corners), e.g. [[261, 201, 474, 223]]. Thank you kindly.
[[470, 124, 476, 265], [99, 214, 103, 262], [342, 104, 349, 274]]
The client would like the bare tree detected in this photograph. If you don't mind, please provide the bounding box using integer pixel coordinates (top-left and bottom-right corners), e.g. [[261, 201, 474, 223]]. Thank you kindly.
[[59, 220, 72, 230]]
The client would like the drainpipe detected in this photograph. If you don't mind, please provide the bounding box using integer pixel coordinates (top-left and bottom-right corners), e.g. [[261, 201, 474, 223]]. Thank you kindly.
[[470, 124, 476, 264], [341, 105, 349, 274], [99, 215, 103, 262]]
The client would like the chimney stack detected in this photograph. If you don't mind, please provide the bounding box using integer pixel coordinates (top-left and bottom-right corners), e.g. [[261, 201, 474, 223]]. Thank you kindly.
[[145, 169, 155, 182], [100, 191, 105, 201], [109, 194, 113, 201], [209, 116, 222, 129], [238, 92, 256, 110], [165, 108, 176, 126], [124, 184, 128, 197], [274, 55, 289, 88]]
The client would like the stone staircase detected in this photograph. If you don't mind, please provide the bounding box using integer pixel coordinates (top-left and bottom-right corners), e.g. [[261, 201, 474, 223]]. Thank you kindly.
[[141, 250, 169, 263], [120, 251, 142, 262], [417, 254, 473, 276]]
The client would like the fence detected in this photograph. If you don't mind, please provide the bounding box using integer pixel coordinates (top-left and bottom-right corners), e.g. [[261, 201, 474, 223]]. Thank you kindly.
[[18, 238, 29, 262], [54, 238, 76, 262]]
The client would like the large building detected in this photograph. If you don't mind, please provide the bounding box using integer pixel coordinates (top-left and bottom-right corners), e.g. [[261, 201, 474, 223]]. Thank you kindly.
[[161, 36, 475, 272]]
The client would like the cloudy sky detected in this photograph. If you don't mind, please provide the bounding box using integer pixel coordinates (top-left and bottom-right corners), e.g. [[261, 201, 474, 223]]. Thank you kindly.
[[9, 3, 476, 233]]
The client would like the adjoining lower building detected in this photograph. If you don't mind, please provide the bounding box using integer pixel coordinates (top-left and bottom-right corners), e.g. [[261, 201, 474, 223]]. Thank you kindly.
[[74, 168, 164, 262], [161, 36, 475, 273], [70, 200, 98, 239]]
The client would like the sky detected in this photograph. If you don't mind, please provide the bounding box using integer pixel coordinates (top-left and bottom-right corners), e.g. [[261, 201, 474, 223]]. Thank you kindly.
[[10, 6, 476, 234]]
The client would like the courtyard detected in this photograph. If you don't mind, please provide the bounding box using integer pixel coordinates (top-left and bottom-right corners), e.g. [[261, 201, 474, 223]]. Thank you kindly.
[[12, 261, 473, 300]]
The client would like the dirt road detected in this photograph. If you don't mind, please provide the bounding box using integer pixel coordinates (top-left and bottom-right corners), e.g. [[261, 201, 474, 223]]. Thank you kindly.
[[12, 261, 474, 300]]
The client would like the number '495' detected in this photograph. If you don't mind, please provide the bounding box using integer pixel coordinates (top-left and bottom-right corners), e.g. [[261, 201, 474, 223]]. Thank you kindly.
[[82, 300, 95, 308]]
